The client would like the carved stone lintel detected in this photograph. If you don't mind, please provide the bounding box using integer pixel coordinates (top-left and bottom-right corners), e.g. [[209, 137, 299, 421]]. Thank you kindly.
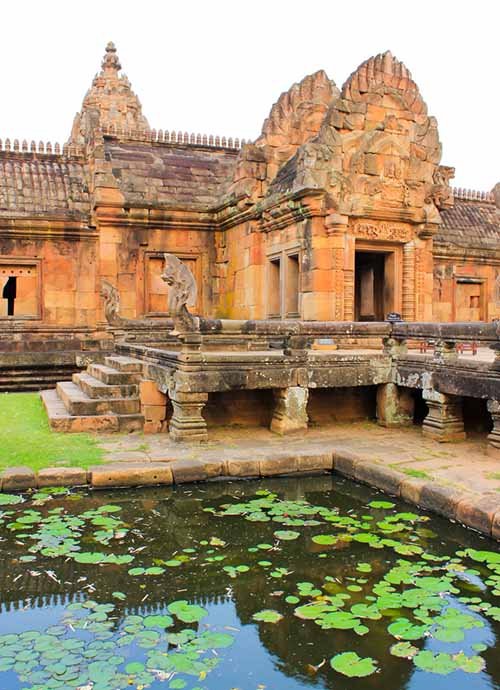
[[270, 387, 309, 436], [422, 389, 465, 442], [161, 254, 199, 333], [100, 280, 123, 326]]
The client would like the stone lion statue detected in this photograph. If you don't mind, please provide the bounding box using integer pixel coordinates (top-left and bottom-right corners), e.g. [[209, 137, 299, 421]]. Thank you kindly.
[[161, 254, 199, 332], [100, 280, 123, 326]]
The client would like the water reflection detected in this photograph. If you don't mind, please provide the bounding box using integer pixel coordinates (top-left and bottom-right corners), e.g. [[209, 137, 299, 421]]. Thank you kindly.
[[0, 475, 499, 689]]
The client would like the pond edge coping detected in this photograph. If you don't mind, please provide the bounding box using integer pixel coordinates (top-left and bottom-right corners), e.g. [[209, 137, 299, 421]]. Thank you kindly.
[[1, 451, 500, 541]]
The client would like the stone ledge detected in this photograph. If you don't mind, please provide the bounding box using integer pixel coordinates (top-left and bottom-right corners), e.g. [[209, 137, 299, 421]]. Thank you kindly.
[[1, 466, 36, 491], [37, 467, 88, 488], [0, 447, 499, 541], [90, 463, 173, 488]]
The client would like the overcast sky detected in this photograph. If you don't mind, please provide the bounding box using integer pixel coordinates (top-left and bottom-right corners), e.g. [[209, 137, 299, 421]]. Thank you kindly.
[[1, 0, 498, 190]]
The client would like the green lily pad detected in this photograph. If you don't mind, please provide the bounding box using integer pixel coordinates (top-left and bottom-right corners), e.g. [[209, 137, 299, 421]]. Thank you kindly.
[[252, 609, 283, 623], [274, 530, 300, 541], [413, 650, 457, 675], [168, 600, 208, 623], [330, 651, 378, 677], [369, 501, 395, 509]]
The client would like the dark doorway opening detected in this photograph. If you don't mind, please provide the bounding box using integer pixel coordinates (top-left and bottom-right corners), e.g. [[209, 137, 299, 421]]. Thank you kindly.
[[463, 397, 492, 438], [354, 251, 394, 321], [411, 389, 429, 425], [2, 276, 17, 316]]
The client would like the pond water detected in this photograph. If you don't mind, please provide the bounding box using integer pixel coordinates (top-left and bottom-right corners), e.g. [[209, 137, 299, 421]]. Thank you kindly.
[[1, 475, 500, 690]]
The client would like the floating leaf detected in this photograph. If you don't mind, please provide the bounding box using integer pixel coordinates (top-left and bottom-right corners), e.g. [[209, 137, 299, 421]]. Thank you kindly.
[[413, 651, 457, 675], [390, 641, 418, 658], [252, 609, 283, 623], [330, 652, 378, 677], [273, 530, 300, 541], [369, 501, 395, 509]]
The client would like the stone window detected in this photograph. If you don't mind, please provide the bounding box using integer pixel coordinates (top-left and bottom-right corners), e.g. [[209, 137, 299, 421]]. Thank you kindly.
[[454, 277, 485, 321], [268, 257, 281, 318], [144, 253, 200, 316], [0, 260, 40, 319], [267, 248, 301, 319]]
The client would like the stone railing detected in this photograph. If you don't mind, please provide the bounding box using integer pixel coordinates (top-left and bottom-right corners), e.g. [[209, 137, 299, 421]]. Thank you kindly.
[[0, 138, 84, 157], [390, 321, 499, 365], [100, 125, 246, 151], [452, 187, 495, 202]]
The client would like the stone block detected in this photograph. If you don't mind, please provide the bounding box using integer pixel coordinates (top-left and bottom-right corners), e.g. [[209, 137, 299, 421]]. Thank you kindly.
[[140, 380, 167, 406], [296, 452, 333, 473], [418, 482, 467, 520], [170, 459, 209, 484], [226, 457, 260, 477], [37, 467, 88, 488], [142, 404, 167, 422], [270, 387, 309, 435], [259, 453, 298, 476], [1, 466, 36, 492], [354, 462, 403, 496], [90, 463, 173, 488], [455, 495, 500, 536], [332, 450, 360, 478], [400, 477, 426, 505], [492, 511, 500, 541]]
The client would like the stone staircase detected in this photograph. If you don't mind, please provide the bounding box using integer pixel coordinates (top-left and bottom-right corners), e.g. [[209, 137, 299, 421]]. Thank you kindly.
[[41, 355, 145, 433]]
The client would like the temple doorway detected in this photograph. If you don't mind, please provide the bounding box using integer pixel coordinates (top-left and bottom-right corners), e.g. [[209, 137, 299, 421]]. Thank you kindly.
[[354, 249, 396, 321]]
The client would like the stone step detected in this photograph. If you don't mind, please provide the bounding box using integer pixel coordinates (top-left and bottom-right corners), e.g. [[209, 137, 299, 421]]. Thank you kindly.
[[57, 381, 141, 416], [73, 372, 139, 399], [87, 363, 141, 386], [41, 389, 144, 433], [105, 355, 143, 373]]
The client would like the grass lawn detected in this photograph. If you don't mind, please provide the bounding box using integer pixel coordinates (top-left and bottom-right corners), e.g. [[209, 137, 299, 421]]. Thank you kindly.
[[0, 393, 104, 472]]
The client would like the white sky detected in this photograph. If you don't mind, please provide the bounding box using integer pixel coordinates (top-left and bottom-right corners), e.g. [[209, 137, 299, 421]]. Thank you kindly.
[[1, 0, 498, 191]]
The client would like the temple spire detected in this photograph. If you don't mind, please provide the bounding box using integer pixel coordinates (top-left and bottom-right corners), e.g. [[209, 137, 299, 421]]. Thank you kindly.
[[101, 41, 121, 74], [67, 41, 149, 146]]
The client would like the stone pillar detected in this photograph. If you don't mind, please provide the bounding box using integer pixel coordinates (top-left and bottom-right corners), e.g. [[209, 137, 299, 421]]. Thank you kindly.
[[270, 386, 309, 435], [487, 399, 500, 455], [376, 383, 414, 428], [422, 389, 465, 442], [169, 391, 208, 443]]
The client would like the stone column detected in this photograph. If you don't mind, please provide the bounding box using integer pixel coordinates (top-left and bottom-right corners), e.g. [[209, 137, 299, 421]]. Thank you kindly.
[[376, 383, 414, 428], [169, 391, 208, 443], [422, 389, 465, 442], [487, 399, 500, 455], [270, 386, 309, 435]]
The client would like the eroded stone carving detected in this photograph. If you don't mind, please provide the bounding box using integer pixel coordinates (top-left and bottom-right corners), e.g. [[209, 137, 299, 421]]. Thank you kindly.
[[161, 254, 199, 332], [100, 280, 123, 326], [352, 221, 412, 242]]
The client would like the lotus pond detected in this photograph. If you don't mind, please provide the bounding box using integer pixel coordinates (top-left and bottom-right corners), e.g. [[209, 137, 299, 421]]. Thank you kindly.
[[1, 475, 500, 690]]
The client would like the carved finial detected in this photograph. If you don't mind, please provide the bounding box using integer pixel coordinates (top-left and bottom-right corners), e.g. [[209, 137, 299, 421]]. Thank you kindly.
[[161, 254, 199, 333], [102, 41, 121, 73], [100, 280, 123, 326]]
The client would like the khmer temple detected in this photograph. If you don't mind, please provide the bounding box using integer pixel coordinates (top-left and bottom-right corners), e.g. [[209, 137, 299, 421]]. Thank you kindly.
[[0, 43, 498, 446]]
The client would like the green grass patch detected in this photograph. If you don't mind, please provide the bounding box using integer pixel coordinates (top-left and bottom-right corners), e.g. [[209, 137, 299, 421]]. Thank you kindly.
[[0, 393, 103, 472], [389, 464, 431, 480], [486, 472, 500, 481]]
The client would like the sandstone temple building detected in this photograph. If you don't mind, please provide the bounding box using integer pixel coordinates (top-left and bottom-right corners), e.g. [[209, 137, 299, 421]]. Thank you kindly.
[[0, 43, 498, 393]]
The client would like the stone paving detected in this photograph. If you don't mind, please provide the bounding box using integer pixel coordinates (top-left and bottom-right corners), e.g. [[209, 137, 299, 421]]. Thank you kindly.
[[98, 421, 500, 497]]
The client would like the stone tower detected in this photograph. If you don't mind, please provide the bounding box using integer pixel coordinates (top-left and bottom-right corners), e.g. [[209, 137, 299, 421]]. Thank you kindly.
[[68, 41, 149, 145]]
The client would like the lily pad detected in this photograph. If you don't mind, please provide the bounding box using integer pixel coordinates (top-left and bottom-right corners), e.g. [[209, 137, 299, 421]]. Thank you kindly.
[[330, 651, 378, 677], [252, 609, 283, 623]]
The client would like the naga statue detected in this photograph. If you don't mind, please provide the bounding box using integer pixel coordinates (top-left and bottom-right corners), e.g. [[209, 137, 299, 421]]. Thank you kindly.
[[100, 280, 123, 326], [161, 254, 199, 332]]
